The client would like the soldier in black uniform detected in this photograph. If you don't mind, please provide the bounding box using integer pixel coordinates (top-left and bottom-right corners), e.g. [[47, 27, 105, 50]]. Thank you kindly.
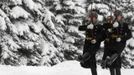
[[102, 10, 132, 75], [78, 11, 104, 75]]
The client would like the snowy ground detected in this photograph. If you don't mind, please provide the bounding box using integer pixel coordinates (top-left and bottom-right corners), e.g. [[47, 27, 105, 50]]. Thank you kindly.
[[0, 60, 134, 75]]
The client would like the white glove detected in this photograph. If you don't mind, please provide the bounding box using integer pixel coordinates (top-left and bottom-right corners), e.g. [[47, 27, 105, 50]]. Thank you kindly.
[[91, 39, 96, 44], [116, 37, 121, 42], [113, 22, 119, 28], [108, 28, 112, 32], [87, 23, 94, 29]]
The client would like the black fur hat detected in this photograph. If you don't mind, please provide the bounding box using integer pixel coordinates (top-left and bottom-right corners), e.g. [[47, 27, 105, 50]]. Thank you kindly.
[[114, 10, 122, 17], [88, 11, 98, 18]]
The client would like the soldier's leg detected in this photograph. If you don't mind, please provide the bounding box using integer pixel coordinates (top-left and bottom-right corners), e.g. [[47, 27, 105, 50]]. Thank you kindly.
[[115, 68, 121, 75], [110, 68, 116, 75], [91, 67, 97, 75]]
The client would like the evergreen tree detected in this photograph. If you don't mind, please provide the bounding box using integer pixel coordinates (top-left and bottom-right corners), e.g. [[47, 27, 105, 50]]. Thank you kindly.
[[0, 0, 65, 66]]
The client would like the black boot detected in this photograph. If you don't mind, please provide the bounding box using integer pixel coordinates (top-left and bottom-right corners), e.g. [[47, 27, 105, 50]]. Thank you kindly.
[[115, 68, 121, 75], [110, 68, 121, 75], [91, 68, 97, 75], [110, 68, 115, 75]]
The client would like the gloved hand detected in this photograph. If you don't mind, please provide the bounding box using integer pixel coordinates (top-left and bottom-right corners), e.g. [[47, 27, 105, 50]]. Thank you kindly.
[[87, 23, 94, 29], [108, 28, 112, 32], [91, 39, 97, 44], [116, 37, 121, 42], [113, 21, 119, 28]]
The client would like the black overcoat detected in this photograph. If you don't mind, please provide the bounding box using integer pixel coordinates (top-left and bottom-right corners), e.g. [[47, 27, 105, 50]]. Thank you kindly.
[[79, 22, 104, 68], [102, 22, 132, 68]]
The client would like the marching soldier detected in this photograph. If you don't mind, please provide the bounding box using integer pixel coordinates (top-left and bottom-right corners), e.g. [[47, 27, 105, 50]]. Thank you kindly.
[[102, 10, 132, 75], [78, 11, 104, 75]]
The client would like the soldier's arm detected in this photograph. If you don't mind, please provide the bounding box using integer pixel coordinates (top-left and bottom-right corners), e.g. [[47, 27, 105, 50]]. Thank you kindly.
[[122, 23, 132, 40], [125, 24, 132, 40], [102, 49, 109, 60], [96, 24, 106, 42], [78, 19, 89, 31], [78, 25, 87, 31], [101, 49, 110, 68], [102, 24, 108, 40]]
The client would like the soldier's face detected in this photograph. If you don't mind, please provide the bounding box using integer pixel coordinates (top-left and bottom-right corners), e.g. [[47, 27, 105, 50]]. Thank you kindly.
[[92, 17, 97, 23], [107, 16, 113, 23], [88, 17, 91, 21], [117, 16, 123, 21]]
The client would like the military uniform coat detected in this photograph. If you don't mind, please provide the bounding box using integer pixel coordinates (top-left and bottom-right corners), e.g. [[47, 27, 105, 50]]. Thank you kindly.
[[79, 21, 104, 68], [102, 22, 132, 68]]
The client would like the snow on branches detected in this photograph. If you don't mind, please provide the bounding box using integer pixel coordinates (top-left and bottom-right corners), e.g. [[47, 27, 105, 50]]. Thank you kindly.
[[10, 6, 30, 19]]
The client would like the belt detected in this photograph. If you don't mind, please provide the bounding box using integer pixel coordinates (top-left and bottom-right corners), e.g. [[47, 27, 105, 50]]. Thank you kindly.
[[86, 37, 92, 40], [111, 34, 118, 38]]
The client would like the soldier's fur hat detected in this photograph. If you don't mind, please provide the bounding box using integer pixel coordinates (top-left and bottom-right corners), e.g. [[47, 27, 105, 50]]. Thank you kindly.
[[114, 10, 122, 17], [88, 11, 98, 18]]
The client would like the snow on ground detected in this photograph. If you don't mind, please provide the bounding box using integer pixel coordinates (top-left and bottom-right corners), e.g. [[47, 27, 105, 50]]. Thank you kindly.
[[0, 60, 134, 75]]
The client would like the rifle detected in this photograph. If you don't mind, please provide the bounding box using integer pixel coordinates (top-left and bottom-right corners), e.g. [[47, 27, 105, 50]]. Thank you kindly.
[[107, 53, 118, 66], [101, 53, 118, 68], [78, 52, 91, 68]]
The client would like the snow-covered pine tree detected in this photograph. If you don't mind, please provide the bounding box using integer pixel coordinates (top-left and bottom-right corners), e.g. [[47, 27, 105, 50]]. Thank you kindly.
[[0, 0, 65, 66], [47, 0, 87, 60]]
